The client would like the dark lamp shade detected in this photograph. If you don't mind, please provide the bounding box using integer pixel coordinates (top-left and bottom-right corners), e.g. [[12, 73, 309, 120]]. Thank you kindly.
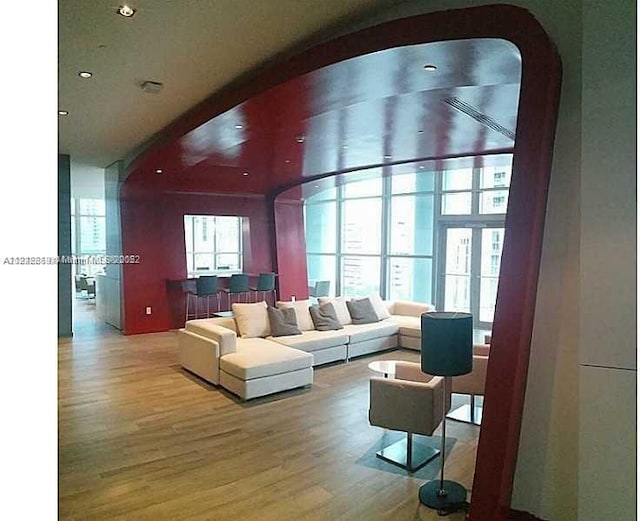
[[421, 312, 473, 376]]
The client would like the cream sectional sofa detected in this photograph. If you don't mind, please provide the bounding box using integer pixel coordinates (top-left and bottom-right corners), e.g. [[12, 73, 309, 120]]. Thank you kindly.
[[178, 299, 434, 400]]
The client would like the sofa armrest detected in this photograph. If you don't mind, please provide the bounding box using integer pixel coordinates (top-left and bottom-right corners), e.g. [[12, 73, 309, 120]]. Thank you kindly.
[[391, 300, 435, 317], [369, 376, 448, 436], [185, 320, 237, 355], [178, 329, 221, 385]]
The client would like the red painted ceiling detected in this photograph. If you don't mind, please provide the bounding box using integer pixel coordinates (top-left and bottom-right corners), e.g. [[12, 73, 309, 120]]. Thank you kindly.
[[124, 38, 521, 198]]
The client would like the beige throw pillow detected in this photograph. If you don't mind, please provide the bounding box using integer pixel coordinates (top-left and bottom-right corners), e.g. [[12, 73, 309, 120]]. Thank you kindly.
[[368, 294, 391, 320], [317, 296, 352, 325], [232, 301, 271, 338], [276, 299, 314, 331]]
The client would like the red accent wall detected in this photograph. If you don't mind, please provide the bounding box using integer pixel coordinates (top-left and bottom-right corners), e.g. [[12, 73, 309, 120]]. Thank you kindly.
[[121, 192, 275, 334], [273, 199, 309, 301]]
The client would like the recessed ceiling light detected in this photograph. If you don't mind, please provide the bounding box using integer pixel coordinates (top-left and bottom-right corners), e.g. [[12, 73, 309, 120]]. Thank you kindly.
[[118, 5, 136, 17], [423, 64, 437, 71], [242, 172, 249, 176], [313, 184, 319, 188], [155, 169, 162, 174], [285, 159, 291, 164], [296, 135, 306, 143], [418, 129, 424, 134], [384, 155, 392, 160], [235, 124, 243, 129], [342, 145, 348, 150], [58, 110, 68, 116], [78, 71, 93, 78], [419, 165, 425, 170]]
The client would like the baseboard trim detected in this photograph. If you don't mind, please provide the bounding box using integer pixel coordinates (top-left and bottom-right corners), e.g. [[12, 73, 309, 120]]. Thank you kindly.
[[509, 509, 547, 521]]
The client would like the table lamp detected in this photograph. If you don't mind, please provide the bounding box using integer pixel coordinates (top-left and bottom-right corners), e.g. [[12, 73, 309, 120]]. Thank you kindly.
[[419, 311, 473, 513]]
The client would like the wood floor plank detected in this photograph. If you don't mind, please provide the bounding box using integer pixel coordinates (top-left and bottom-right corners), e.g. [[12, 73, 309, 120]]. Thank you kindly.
[[59, 327, 478, 520]]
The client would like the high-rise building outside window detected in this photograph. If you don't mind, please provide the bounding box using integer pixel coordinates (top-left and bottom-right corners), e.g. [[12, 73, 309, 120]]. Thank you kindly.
[[184, 215, 243, 276], [71, 198, 106, 277]]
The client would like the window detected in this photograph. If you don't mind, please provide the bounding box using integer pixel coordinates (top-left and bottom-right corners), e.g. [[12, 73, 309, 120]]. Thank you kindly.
[[303, 169, 436, 304], [342, 198, 381, 254], [480, 165, 512, 214], [301, 157, 513, 327], [71, 198, 106, 277], [184, 215, 243, 276], [304, 202, 336, 254], [441, 168, 473, 215], [341, 256, 380, 297]]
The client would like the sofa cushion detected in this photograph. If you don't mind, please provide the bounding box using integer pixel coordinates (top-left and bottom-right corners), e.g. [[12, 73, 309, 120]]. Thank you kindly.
[[309, 303, 343, 331], [276, 299, 315, 331], [346, 297, 380, 324], [389, 314, 422, 338], [268, 329, 349, 352], [318, 296, 352, 325], [342, 320, 399, 343], [368, 294, 391, 320], [267, 306, 302, 337], [220, 338, 312, 380], [232, 301, 271, 338]]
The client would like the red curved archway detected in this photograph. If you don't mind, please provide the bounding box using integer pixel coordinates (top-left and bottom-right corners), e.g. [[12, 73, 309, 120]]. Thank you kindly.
[[124, 6, 561, 519]]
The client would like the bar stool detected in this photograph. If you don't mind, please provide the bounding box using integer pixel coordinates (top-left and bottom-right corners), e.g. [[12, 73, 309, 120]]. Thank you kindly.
[[221, 274, 250, 310], [309, 280, 330, 298], [185, 275, 220, 320], [250, 272, 276, 304]]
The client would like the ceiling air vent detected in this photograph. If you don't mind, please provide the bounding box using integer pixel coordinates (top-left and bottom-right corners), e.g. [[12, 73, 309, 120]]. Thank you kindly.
[[140, 81, 164, 94], [443, 97, 515, 140]]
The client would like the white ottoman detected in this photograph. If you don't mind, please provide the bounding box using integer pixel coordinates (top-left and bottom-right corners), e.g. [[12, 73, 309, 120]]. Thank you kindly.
[[219, 338, 313, 400]]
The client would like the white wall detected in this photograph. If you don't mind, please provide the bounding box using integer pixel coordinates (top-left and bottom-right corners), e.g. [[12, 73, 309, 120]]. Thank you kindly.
[[578, 1, 636, 519], [70, 160, 105, 200]]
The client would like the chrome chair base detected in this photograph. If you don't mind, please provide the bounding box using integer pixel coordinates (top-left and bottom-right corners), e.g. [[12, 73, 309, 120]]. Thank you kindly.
[[447, 403, 483, 425], [376, 434, 440, 472]]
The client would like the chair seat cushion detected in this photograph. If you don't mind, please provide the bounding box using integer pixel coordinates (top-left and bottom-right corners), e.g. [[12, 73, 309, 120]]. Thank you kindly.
[[389, 315, 422, 338], [342, 320, 399, 343], [268, 329, 349, 352], [220, 338, 312, 380]]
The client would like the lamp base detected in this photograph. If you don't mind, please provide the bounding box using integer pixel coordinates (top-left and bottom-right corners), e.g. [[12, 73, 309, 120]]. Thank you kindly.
[[419, 479, 467, 511]]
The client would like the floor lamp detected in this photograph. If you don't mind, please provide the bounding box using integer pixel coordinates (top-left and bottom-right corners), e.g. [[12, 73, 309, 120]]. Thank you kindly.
[[419, 311, 473, 514]]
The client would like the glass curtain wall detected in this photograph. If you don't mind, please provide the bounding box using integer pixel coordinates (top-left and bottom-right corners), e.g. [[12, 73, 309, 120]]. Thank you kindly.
[[304, 171, 436, 303], [303, 161, 512, 327]]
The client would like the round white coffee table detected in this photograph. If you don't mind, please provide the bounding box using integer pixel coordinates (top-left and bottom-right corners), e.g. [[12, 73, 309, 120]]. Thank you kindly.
[[368, 360, 401, 378]]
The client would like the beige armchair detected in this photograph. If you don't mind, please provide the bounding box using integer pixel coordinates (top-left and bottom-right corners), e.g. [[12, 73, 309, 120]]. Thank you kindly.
[[448, 343, 489, 425], [369, 361, 452, 472]]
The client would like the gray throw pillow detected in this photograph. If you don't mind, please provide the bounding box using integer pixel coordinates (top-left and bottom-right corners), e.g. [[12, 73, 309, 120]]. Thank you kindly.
[[346, 297, 380, 324], [309, 303, 344, 331], [267, 306, 302, 337]]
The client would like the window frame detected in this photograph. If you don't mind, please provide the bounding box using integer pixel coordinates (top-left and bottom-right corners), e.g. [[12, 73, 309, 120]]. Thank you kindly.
[[184, 215, 244, 277]]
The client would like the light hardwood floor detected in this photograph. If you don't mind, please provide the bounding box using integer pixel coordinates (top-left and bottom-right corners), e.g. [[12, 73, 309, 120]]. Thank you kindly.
[[59, 327, 479, 520]]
